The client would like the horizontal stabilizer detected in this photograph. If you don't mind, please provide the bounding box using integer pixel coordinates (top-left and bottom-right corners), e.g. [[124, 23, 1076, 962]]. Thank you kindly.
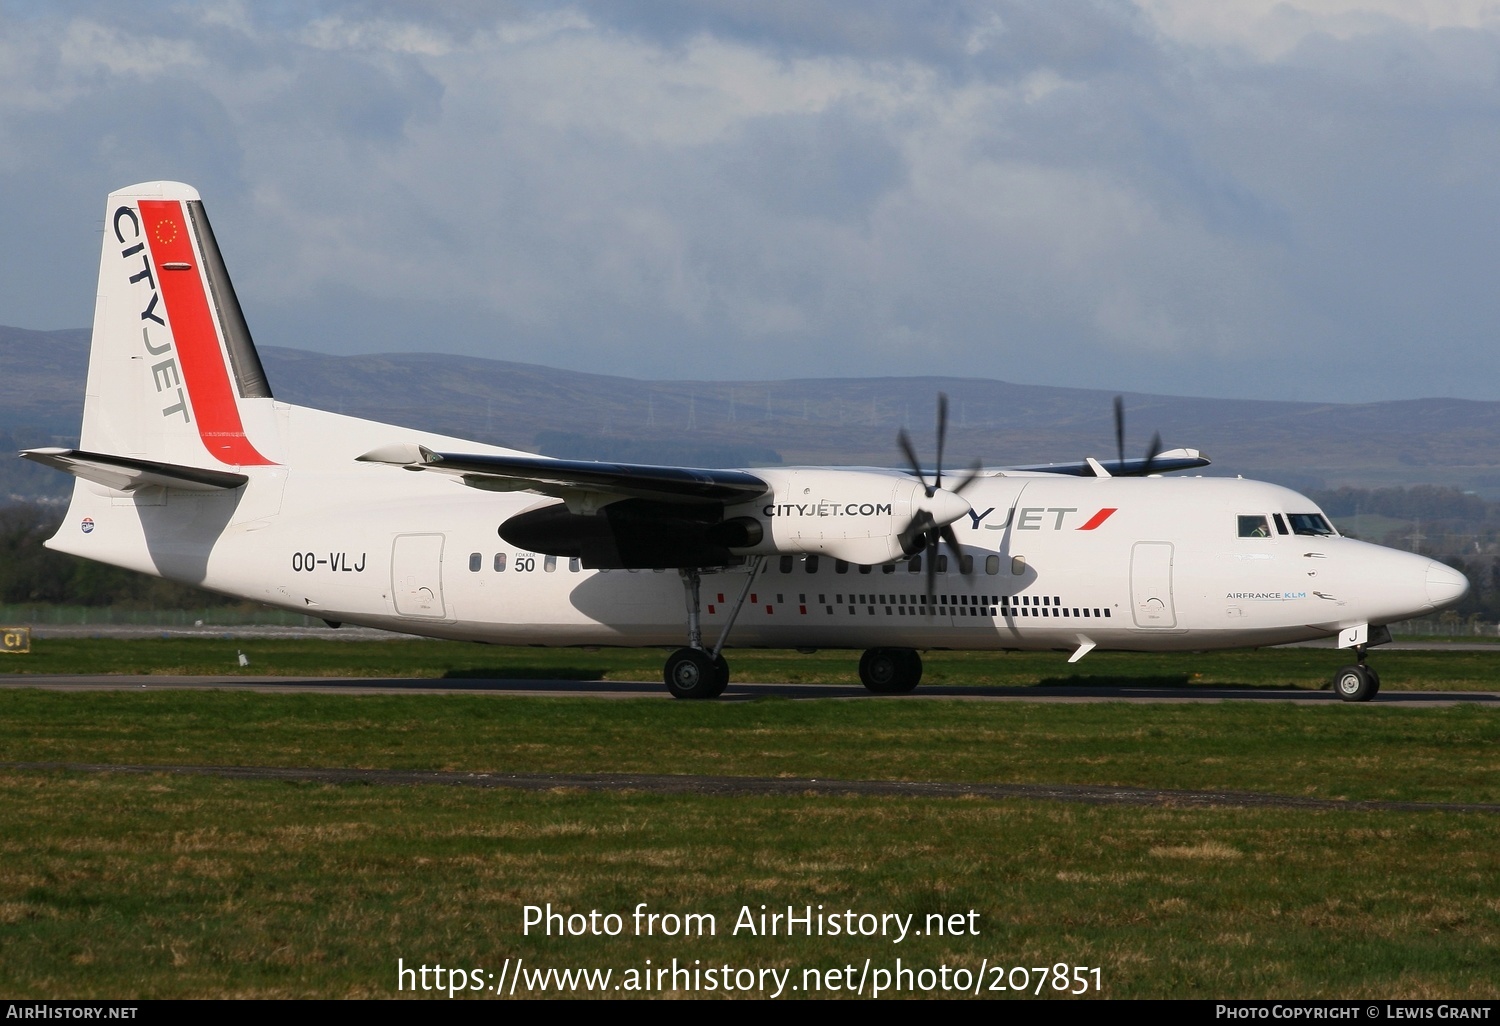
[[357, 445, 769, 506], [20, 448, 249, 492]]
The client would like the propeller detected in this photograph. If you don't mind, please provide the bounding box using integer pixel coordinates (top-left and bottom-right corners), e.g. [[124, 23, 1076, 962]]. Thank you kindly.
[[1111, 396, 1164, 477], [897, 393, 980, 607]]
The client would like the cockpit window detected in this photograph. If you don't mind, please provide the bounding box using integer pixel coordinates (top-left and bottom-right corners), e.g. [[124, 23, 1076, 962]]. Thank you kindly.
[[1289, 513, 1336, 537], [1238, 515, 1271, 538]]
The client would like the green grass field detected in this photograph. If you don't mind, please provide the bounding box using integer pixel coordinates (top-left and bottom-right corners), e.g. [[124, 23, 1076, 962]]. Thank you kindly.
[[1, 640, 1497, 999]]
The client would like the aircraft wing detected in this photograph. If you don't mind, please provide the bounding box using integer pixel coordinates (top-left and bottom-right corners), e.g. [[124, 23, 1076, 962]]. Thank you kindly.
[[356, 444, 769, 506], [356, 441, 1209, 510], [1002, 448, 1210, 477]]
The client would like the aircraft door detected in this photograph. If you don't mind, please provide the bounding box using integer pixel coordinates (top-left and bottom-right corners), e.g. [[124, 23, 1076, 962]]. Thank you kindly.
[[391, 533, 447, 618], [1130, 541, 1176, 628]]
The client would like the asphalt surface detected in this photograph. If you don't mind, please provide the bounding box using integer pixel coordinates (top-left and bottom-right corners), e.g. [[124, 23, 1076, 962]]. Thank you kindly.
[[2, 673, 1498, 705]]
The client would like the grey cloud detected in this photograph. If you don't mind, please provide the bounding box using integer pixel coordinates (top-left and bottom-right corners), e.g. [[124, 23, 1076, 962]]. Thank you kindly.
[[709, 105, 906, 224], [583, 0, 1161, 82], [5, 2, 1500, 403], [268, 52, 444, 144]]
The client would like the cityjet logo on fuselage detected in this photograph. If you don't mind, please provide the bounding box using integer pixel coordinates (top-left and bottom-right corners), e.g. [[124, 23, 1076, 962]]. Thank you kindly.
[[114, 204, 190, 424], [762, 502, 895, 517], [966, 507, 1119, 531]]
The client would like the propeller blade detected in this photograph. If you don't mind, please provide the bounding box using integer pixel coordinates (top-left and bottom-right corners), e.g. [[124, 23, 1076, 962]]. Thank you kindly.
[[951, 459, 983, 495], [1114, 395, 1125, 468], [897, 428, 929, 494], [899, 509, 935, 556], [1107, 397, 1172, 476], [1142, 430, 1162, 477], [896, 391, 977, 613], [940, 524, 972, 579], [934, 393, 948, 495]]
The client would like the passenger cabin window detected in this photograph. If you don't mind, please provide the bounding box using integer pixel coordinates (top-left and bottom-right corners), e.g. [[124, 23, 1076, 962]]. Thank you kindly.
[[779, 555, 794, 574], [1238, 515, 1271, 538], [908, 556, 921, 573], [468, 552, 481, 572], [493, 553, 507, 572], [1011, 556, 1026, 575], [1289, 513, 1336, 537], [805, 555, 820, 574], [835, 560, 849, 574], [985, 554, 1000, 575], [544, 555, 557, 572], [568, 557, 581, 572], [960, 555, 974, 575]]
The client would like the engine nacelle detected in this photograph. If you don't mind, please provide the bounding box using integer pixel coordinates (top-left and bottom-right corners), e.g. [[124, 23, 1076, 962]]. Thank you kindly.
[[724, 468, 968, 566]]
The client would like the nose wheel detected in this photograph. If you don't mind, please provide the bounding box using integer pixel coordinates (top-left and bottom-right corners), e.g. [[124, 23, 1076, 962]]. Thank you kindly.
[[665, 647, 730, 699], [1332, 662, 1381, 702]]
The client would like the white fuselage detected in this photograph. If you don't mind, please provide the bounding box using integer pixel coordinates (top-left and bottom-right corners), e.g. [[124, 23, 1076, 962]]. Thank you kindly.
[[48, 401, 1460, 656]]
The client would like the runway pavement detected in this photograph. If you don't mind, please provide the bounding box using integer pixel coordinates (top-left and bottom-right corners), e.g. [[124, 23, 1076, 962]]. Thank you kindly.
[[1, 673, 1497, 704]]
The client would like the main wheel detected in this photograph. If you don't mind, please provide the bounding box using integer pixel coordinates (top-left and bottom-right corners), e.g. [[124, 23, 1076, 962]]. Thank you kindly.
[[665, 648, 723, 699], [859, 647, 923, 694], [1332, 664, 1377, 702]]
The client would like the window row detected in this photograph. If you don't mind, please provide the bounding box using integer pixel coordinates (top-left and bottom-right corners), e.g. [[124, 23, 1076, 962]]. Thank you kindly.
[[469, 553, 581, 573], [776, 554, 1027, 576], [468, 553, 1030, 575]]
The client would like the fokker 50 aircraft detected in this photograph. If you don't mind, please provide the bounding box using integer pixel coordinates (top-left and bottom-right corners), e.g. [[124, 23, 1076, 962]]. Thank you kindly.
[[23, 183, 1470, 701]]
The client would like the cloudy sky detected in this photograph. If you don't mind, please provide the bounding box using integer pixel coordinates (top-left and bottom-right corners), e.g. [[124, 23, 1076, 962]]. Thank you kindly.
[[3, 0, 1499, 402]]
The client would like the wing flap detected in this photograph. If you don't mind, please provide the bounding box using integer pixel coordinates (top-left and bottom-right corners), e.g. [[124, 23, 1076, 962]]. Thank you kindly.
[[20, 448, 249, 492]]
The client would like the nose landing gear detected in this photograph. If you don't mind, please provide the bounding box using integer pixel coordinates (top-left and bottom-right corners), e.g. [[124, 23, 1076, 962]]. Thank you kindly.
[[665, 647, 730, 699], [1331, 646, 1381, 702]]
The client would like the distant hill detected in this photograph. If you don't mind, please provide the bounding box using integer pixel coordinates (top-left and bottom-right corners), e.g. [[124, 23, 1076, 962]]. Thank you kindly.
[[8, 323, 1500, 501]]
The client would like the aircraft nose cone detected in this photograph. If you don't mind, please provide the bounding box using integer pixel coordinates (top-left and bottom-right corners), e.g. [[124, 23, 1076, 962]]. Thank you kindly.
[[924, 488, 972, 528], [1425, 561, 1469, 609]]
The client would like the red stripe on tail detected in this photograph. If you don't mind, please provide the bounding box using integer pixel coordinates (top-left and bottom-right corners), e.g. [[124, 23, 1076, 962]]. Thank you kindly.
[[138, 200, 274, 466]]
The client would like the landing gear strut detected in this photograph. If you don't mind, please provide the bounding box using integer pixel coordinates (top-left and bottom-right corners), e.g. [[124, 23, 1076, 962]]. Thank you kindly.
[[1331, 645, 1381, 702], [858, 647, 923, 694], [664, 558, 762, 700]]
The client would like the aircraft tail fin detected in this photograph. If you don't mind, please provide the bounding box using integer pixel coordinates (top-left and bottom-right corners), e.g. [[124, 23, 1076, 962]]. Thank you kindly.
[[81, 181, 277, 468]]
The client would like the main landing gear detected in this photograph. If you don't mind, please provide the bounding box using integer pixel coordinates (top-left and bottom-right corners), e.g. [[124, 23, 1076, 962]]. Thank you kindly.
[[664, 562, 928, 699], [858, 647, 923, 694], [665, 560, 762, 700], [1331, 646, 1381, 702]]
